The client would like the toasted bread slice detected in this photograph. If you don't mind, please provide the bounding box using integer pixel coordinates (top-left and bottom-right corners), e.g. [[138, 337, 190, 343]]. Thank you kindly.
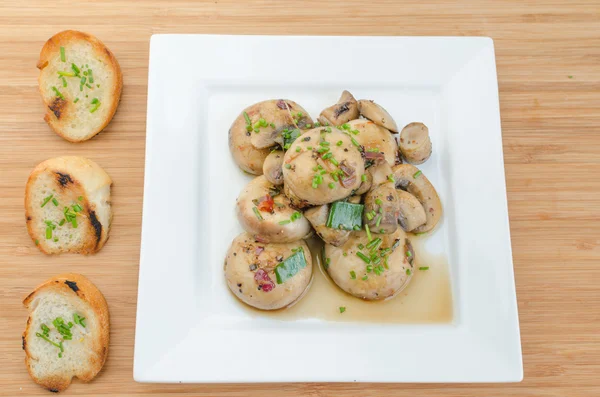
[[25, 156, 112, 255], [37, 30, 123, 142], [23, 274, 110, 393]]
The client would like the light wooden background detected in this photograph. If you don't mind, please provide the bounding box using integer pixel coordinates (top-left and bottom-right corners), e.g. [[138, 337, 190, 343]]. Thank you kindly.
[[1, 0, 599, 396]]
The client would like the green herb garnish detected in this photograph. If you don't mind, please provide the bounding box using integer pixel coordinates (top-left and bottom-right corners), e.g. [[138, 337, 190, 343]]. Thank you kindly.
[[356, 251, 370, 264], [60, 46, 65, 62], [413, 170, 422, 179], [339, 307, 346, 313], [419, 267, 429, 271], [350, 270, 356, 279], [326, 201, 364, 231], [73, 313, 86, 327], [41, 194, 53, 207], [51, 86, 64, 99], [275, 250, 307, 284], [252, 206, 263, 221]]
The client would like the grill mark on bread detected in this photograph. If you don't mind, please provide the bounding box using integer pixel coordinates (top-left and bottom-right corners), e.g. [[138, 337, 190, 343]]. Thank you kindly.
[[22, 335, 26, 350], [55, 172, 73, 187], [48, 97, 66, 119], [89, 211, 102, 246], [65, 280, 79, 292]]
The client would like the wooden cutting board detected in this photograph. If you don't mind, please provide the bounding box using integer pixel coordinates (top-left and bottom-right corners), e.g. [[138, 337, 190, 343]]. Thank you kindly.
[[1, 1, 599, 396]]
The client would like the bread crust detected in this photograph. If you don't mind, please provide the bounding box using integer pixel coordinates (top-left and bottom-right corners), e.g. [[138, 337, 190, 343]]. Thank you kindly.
[[37, 30, 123, 142], [24, 156, 112, 254], [23, 273, 110, 392]]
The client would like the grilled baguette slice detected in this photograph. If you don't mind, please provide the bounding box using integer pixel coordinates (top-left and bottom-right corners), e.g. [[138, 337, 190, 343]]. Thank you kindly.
[[22, 274, 110, 393], [37, 30, 123, 142], [25, 156, 112, 255]]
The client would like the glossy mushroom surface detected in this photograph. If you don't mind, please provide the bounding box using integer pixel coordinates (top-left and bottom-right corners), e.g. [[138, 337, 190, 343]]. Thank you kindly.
[[225, 233, 313, 310]]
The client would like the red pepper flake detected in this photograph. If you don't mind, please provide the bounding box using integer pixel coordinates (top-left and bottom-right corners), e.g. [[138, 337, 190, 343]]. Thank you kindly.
[[254, 269, 275, 292], [256, 194, 274, 212]]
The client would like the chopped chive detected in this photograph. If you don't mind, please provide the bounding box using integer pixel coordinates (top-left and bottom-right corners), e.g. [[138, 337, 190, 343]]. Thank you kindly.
[[366, 238, 381, 250], [51, 198, 59, 206], [307, 146, 313, 150], [343, 252, 348, 256], [252, 206, 263, 221], [73, 98, 79, 103], [279, 220, 291, 225], [350, 270, 356, 279], [295, 147, 301, 152], [57, 71, 75, 77], [365, 224, 372, 241], [351, 137, 360, 147], [41, 195, 53, 207], [243, 112, 251, 125], [387, 174, 395, 183], [270, 123, 276, 128], [60, 46, 65, 62], [375, 198, 383, 206], [91, 98, 99, 104], [53, 237, 59, 242], [339, 307, 346, 313], [366, 265, 373, 273], [71, 63, 80, 75], [366, 212, 374, 221], [379, 229, 385, 233], [351, 129, 360, 135], [406, 269, 412, 275], [72, 204, 82, 212], [419, 267, 430, 271], [59, 219, 65, 226], [51, 86, 64, 99], [356, 252, 370, 264], [320, 141, 330, 146], [413, 170, 422, 179], [71, 218, 78, 228], [406, 251, 412, 258], [83, 71, 88, 76], [78, 196, 83, 201], [45, 227, 52, 239], [90, 101, 101, 113], [88, 70, 94, 84], [291, 211, 302, 221], [362, 275, 368, 281], [285, 163, 292, 169], [361, 174, 367, 182], [328, 182, 335, 189], [34, 239, 39, 245], [305, 124, 312, 128], [358, 244, 364, 250], [86, 83, 92, 88], [353, 225, 360, 231], [61, 76, 67, 87], [375, 215, 382, 228]]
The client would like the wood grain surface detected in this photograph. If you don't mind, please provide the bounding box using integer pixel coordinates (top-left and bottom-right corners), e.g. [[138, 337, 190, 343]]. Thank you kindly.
[[1, 0, 599, 396]]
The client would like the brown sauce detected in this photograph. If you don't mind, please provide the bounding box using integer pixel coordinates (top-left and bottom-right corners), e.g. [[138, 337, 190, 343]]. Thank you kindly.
[[237, 235, 454, 324]]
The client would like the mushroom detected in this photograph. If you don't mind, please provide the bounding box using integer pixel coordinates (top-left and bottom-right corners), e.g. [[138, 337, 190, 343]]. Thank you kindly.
[[282, 128, 365, 206], [236, 176, 311, 243], [324, 228, 413, 300], [396, 190, 427, 232], [263, 150, 284, 185], [392, 164, 442, 233], [244, 99, 313, 150], [318, 90, 359, 126], [357, 100, 398, 133], [229, 116, 271, 175], [347, 119, 399, 166], [399, 122, 432, 164], [225, 232, 313, 310], [304, 204, 350, 247], [362, 162, 399, 234]]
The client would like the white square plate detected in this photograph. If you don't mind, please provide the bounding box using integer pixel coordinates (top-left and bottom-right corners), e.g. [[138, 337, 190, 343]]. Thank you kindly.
[[134, 35, 522, 383]]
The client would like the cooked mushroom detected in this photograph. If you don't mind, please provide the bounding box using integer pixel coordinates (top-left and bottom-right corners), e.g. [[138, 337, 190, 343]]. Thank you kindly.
[[225, 232, 313, 310], [347, 119, 399, 166], [304, 205, 350, 247], [263, 150, 284, 185], [354, 172, 372, 196], [282, 128, 365, 206], [399, 122, 432, 164], [229, 116, 271, 175], [396, 190, 427, 232], [324, 228, 413, 300], [318, 90, 359, 126], [236, 176, 311, 243], [362, 162, 399, 234], [357, 100, 398, 133], [392, 164, 442, 233], [244, 99, 313, 149]]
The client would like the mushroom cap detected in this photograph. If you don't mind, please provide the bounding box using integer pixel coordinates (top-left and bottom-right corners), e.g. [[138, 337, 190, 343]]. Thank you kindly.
[[282, 128, 365, 206], [399, 122, 432, 165], [348, 119, 399, 166], [236, 176, 311, 243], [229, 116, 271, 175], [225, 232, 313, 310], [304, 204, 351, 247], [396, 189, 427, 232], [263, 150, 284, 185], [318, 90, 359, 127], [392, 164, 442, 233], [357, 99, 399, 133], [324, 228, 413, 300]]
